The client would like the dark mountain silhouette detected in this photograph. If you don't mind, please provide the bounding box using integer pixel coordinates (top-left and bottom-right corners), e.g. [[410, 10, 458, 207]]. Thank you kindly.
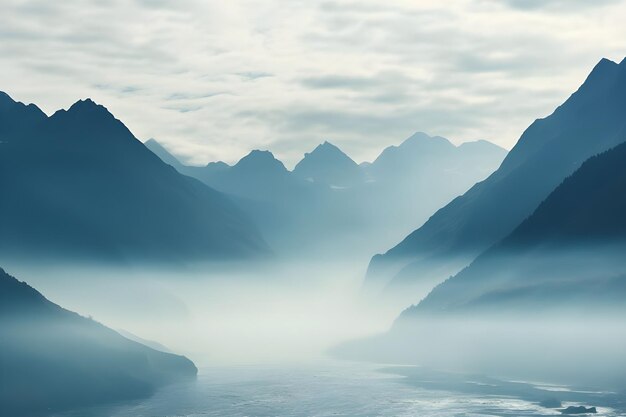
[[404, 139, 626, 316], [0, 93, 269, 263], [0, 91, 47, 143], [145, 135, 506, 257], [368, 57, 626, 292], [0, 267, 197, 416], [292, 141, 364, 187]]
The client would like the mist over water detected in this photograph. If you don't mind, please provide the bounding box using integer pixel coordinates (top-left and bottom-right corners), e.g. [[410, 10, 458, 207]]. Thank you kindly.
[[6, 248, 626, 416], [3, 258, 402, 366]]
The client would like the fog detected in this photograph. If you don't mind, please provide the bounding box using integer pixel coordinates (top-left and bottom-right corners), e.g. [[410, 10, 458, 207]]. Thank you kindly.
[[337, 315, 626, 390], [335, 243, 626, 392], [4, 240, 626, 402], [2, 259, 404, 367]]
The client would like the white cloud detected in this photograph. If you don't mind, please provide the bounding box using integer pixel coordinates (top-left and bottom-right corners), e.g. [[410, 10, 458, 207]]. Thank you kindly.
[[0, 0, 625, 167]]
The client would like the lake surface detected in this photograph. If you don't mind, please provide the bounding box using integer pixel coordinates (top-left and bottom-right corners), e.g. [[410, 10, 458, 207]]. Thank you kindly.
[[51, 362, 624, 417]]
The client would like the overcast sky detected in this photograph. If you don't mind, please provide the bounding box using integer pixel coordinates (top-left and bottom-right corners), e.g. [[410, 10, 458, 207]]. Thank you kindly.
[[1, 0, 625, 167]]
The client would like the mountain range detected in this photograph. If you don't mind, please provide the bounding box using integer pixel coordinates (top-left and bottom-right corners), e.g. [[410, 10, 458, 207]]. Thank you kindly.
[[367, 57, 626, 296], [146, 133, 507, 257], [0, 93, 269, 264], [0, 267, 197, 416]]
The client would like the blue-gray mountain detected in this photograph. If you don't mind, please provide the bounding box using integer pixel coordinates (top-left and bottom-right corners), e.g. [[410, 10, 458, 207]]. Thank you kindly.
[[367, 57, 626, 294], [0, 267, 197, 416], [0, 93, 269, 264], [292, 141, 365, 188], [146, 133, 506, 257], [404, 138, 626, 316]]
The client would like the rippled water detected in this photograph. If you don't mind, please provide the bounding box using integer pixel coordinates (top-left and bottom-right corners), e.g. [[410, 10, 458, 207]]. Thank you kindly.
[[52, 362, 624, 417]]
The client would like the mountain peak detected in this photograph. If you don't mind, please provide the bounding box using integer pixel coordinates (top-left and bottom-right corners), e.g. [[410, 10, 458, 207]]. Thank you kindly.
[[68, 98, 110, 114], [293, 141, 362, 186], [583, 57, 620, 85], [51, 98, 120, 126], [313, 140, 343, 154], [0, 92, 47, 133], [400, 132, 453, 148], [598, 57, 617, 66], [0, 91, 45, 115], [234, 149, 288, 173], [305, 140, 354, 161], [0, 91, 14, 105], [458, 139, 506, 152]]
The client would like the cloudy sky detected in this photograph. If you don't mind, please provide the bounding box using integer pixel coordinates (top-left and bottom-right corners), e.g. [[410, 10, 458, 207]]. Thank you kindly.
[[1, 0, 625, 167]]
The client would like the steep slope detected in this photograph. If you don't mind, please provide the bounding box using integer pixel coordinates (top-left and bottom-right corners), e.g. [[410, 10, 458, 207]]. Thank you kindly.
[[0, 267, 197, 416], [369, 57, 626, 291], [292, 141, 365, 187], [0, 94, 269, 263], [405, 140, 626, 316]]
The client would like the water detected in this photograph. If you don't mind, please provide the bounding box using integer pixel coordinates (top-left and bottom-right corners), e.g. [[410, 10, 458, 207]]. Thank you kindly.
[[51, 362, 624, 417]]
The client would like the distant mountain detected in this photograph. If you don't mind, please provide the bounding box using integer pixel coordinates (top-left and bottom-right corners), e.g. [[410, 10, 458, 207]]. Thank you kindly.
[[144, 138, 186, 170], [216, 150, 296, 201], [368, 57, 626, 293], [0, 267, 197, 416], [404, 139, 626, 316], [366, 132, 457, 179], [293, 141, 364, 187], [146, 135, 506, 257], [0, 93, 269, 263], [366, 133, 506, 181]]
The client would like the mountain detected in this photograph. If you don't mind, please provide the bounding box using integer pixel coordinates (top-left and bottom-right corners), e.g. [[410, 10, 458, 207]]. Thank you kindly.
[[292, 141, 364, 187], [404, 139, 626, 316], [0, 267, 197, 416], [0, 93, 269, 263], [368, 57, 626, 293], [366, 132, 456, 178], [214, 150, 296, 201]]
